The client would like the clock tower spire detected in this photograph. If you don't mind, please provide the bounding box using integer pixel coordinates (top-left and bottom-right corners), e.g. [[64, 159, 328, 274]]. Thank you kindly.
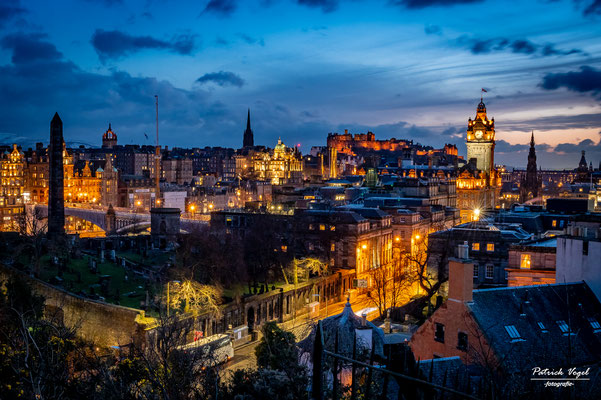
[[466, 98, 495, 174]]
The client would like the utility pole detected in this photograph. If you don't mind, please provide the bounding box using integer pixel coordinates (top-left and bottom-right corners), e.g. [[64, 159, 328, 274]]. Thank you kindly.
[[155, 95, 161, 207]]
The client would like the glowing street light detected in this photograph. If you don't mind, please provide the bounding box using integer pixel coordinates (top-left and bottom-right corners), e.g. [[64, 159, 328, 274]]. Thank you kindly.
[[474, 208, 481, 221]]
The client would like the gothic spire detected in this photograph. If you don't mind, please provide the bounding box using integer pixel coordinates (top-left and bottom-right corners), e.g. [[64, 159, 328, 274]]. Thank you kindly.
[[243, 108, 254, 148]]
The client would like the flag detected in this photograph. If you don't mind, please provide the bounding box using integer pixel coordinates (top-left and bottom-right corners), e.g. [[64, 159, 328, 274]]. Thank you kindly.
[[481, 88, 487, 92], [144, 132, 148, 140]]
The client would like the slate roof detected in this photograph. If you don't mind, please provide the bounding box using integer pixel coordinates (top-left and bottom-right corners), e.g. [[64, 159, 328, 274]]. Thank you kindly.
[[298, 299, 386, 359], [468, 282, 601, 373]]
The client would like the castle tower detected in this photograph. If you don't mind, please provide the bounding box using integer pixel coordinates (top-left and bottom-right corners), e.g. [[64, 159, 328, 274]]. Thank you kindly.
[[466, 99, 495, 174], [243, 109, 254, 148], [102, 123, 117, 149], [520, 131, 541, 202], [48, 113, 65, 238]]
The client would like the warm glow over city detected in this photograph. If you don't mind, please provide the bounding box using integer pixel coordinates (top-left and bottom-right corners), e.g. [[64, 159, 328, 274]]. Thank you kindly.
[[0, 0, 600, 399]]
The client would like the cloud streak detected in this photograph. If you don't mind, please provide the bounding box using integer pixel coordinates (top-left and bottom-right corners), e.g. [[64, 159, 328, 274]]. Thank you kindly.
[[457, 36, 583, 57], [196, 71, 245, 87], [91, 29, 197, 62]]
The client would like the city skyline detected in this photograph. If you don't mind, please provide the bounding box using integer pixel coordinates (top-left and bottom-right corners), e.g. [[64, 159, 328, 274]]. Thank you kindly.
[[0, 0, 600, 168]]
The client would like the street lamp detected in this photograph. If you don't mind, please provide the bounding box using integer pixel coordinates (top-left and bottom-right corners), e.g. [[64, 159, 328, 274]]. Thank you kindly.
[[473, 208, 481, 221]]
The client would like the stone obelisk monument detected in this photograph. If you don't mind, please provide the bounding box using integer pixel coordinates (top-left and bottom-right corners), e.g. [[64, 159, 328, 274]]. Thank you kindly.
[[48, 112, 65, 238]]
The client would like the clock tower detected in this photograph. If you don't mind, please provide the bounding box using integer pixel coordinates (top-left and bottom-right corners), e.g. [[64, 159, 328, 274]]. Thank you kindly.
[[466, 99, 495, 174]]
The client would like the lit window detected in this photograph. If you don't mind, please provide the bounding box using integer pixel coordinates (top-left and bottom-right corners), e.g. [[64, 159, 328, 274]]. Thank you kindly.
[[434, 323, 445, 343], [504, 325, 523, 341], [457, 332, 468, 351], [319, 224, 325, 231], [486, 265, 494, 279], [472, 242, 480, 251], [520, 254, 531, 269], [552, 220, 557, 228], [588, 317, 601, 333], [487, 243, 494, 252], [537, 322, 548, 333], [331, 243, 335, 252]]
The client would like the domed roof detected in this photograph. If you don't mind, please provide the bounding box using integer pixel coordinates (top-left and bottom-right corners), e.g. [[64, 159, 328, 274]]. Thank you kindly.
[[477, 100, 486, 112]]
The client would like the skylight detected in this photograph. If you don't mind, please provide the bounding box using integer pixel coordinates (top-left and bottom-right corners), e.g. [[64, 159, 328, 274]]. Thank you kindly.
[[537, 322, 548, 333], [556, 320, 572, 335], [588, 317, 601, 333], [504, 325, 523, 341]]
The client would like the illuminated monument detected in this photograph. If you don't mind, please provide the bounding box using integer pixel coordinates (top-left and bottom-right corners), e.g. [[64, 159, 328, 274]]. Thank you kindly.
[[457, 98, 501, 222]]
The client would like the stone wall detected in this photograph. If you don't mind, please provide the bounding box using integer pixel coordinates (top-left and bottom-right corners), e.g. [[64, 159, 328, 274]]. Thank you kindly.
[[0, 265, 145, 348]]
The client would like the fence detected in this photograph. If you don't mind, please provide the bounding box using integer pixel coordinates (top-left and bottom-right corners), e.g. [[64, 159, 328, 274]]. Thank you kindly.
[[311, 320, 482, 400]]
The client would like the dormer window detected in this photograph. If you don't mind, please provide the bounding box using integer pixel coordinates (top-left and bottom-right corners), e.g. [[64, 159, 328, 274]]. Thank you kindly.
[[556, 320, 575, 336], [537, 322, 548, 333], [504, 325, 525, 342], [588, 317, 601, 333]]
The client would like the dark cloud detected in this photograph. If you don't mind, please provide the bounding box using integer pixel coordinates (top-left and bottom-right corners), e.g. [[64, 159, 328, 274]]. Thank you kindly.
[[297, 0, 339, 13], [390, 0, 483, 9], [236, 33, 265, 46], [540, 66, 601, 95], [495, 140, 529, 153], [91, 29, 197, 62], [581, 0, 601, 15], [196, 71, 245, 87], [0, 33, 63, 64], [555, 138, 597, 154], [201, 0, 237, 16], [424, 24, 442, 35], [0, 2, 26, 24], [458, 36, 582, 57]]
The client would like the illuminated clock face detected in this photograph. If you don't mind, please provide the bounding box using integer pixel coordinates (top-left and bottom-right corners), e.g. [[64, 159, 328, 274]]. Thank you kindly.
[[475, 130, 483, 139]]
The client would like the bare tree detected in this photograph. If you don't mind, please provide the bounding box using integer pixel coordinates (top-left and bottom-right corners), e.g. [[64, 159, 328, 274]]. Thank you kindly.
[[15, 208, 48, 276], [166, 280, 223, 317], [368, 256, 412, 318]]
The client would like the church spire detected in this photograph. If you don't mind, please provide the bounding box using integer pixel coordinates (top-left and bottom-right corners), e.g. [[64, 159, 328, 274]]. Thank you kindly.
[[530, 131, 535, 147], [243, 108, 254, 148]]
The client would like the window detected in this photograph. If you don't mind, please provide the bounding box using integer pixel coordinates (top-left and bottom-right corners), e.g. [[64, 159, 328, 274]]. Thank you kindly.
[[556, 320, 573, 335], [434, 323, 445, 343], [319, 224, 326, 231], [473, 266, 479, 279], [331, 243, 336, 252], [520, 254, 531, 269], [472, 242, 480, 251], [588, 317, 601, 333], [552, 219, 557, 228], [457, 332, 468, 351], [504, 325, 523, 341], [486, 265, 494, 280], [537, 322, 548, 333], [560, 220, 565, 228], [486, 243, 494, 252]]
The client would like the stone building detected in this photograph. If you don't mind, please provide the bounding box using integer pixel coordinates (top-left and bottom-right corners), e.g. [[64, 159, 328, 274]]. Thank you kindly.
[[506, 237, 556, 287], [0, 144, 25, 230], [251, 138, 304, 185], [428, 221, 531, 289], [102, 123, 117, 149], [410, 256, 601, 394], [456, 99, 501, 222]]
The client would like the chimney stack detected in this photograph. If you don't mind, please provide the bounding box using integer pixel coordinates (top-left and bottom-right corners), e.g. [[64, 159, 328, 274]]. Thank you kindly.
[[448, 253, 474, 303]]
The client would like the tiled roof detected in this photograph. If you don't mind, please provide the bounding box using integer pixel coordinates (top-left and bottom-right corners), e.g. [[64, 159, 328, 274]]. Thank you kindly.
[[469, 282, 601, 373]]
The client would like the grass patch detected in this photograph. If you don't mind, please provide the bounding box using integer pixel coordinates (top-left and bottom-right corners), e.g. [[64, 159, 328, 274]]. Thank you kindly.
[[38, 255, 155, 309]]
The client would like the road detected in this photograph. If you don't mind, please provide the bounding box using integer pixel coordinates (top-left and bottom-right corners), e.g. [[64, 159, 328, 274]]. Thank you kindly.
[[225, 293, 378, 371]]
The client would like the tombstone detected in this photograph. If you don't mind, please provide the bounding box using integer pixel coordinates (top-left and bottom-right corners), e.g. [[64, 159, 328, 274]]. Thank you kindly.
[[121, 258, 126, 267], [109, 249, 116, 261], [99, 250, 105, 262]]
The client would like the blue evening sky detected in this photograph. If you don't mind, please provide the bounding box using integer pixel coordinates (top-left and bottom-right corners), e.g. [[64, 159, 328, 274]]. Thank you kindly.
[[1, 0, 600, 168]]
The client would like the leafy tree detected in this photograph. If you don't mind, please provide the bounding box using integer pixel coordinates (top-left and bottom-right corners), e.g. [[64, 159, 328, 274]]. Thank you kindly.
[[255, 321, 298, 371]]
